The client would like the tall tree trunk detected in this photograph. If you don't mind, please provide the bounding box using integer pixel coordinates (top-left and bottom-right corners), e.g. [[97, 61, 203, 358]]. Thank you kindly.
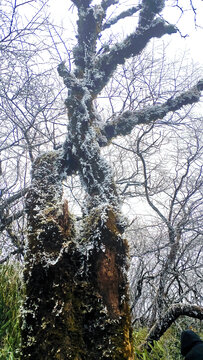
[[21, 1, 203, 358], [22, 152, 134, 359]]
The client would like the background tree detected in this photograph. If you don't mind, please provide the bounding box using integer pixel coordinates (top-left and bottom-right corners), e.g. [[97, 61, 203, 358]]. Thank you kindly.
[[0, 0, 71, 262], [97, 43, 203, 349]]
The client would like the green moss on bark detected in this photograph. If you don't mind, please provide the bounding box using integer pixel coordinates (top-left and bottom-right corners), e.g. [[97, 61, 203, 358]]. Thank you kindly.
[[22, 153, 134, 359]]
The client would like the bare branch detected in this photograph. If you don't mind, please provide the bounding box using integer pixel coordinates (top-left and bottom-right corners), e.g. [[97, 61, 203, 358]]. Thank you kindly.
[[0, 210, 24, 233], [142, 303, 203, 351], [0, 188, 28, 213], [0, 247, 24, 264]]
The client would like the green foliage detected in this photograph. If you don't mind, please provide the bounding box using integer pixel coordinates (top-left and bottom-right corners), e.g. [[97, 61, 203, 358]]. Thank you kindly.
[[134, 326, 183, 360], [0, 263, 23, 360], [134, 323, 203, 360]]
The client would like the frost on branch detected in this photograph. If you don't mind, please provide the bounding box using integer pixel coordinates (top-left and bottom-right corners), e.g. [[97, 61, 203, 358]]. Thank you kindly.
[[142, 303, 203, 352], [101, 80, 203, 142], [138, 0, 165, 28], [69, 0, 177, 94], [92, 18, 177, 94], [101, 0, 119, 11], [102, 5, 142, 31]]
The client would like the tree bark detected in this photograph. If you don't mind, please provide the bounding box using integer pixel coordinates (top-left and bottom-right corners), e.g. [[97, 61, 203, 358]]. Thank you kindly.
[[22, 152, 134, 359]]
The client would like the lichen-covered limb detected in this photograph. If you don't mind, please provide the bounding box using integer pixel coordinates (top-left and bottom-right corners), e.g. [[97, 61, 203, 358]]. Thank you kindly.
[[65, 90, 118, 207], [58, 62, 118, 206], [102, 5, 142, 31], [93, 19, 177, 94], [141, 303, 203, 352], [71, 0, 92, 8], [138, 0, 165, 28], [57, 62, 77, 89], [101, 80, 203, 143], [101, 0, 118, 11], [72, 3, 105, 74]]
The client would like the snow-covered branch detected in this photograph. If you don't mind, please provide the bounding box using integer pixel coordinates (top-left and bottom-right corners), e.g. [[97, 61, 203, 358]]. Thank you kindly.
[[142, 303, 203, 351], [102, 5, 142, 31], [72, 3, 105, 74], [71, 0, 92, 8], [101, 80, 203, 142], [138, 0, 165, 28], [93, 18, 177, 94], [101, 0, 118, 11]]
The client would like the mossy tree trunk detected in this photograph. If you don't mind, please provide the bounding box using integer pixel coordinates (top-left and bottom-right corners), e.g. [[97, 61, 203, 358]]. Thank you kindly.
[[22, 152, 133, 359], [22, 1, 203, 358]]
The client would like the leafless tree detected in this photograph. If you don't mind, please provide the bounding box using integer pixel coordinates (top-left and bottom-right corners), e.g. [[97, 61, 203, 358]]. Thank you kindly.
[[0, 0, 71, 261], [100, 46, 203, 348]]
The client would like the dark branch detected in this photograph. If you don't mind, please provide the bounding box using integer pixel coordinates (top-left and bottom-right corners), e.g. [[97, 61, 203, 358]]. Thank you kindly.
[[0, 248, 24, 264], [101, 0, 118, 11], [92, 19, 177, 94], [71, 0, 92, 8], [138, 0, 165, 28], [0, 210, 24, 233], [0, 188, 28, 213], [142, 303, 203, 351]]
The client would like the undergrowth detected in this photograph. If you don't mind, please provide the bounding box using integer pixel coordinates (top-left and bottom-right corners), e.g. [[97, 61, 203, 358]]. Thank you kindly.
[[134, 323, 203, 359], [134, 326, 182, 359], [0, 263, 23, 360]]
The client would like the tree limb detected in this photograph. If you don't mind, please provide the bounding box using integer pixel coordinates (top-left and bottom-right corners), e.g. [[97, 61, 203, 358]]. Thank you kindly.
[[0, 188, 28, 213], [0, 248, 24, 264], [101, 0, 119, 11], [93, 18, 177, 94], [101, 80, 203, 143], [0, 210, 24, 233], [141, 303, 203, 351], [102, 5, 142, 31], [138, 0, 165, 28], [71, 0, 92, 8]]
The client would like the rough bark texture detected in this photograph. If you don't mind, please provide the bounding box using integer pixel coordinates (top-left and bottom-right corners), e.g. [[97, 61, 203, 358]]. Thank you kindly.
[[22, 153, 134, 359]]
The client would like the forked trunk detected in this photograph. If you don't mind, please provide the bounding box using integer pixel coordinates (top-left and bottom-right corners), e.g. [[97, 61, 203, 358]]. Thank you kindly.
[[22, 152, 134, 359]]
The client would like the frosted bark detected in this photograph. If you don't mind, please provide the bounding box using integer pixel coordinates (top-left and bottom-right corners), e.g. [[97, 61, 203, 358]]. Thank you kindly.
[[22, 151, 134, 359], [101, 80, 203, 143], [102, 5, 142, 30]]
